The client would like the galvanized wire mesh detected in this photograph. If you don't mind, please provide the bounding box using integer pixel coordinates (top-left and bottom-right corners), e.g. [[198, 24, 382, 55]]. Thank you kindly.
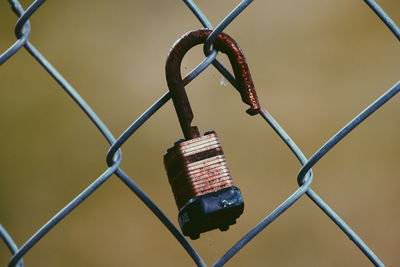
[[1, 0, 399, 266]]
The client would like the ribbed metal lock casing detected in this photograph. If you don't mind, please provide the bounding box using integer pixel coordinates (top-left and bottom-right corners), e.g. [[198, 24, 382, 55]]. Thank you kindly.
[[164, 131, 234, 210], [164, 131, 244, 239]]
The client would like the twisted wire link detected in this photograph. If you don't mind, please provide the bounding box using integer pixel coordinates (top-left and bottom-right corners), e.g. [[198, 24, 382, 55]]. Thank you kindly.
[[0, 225, 23, 267], [3, 1, 204, 266], [180, 1, 397, 266], [0, 0, 399, 266], [0, 0, 46, 65]]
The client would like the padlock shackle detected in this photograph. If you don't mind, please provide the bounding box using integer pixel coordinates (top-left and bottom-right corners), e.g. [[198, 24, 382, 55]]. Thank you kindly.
[[166, 28, 261, 140]]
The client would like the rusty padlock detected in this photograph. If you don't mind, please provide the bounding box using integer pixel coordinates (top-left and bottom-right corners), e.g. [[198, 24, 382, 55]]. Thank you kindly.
[[164, 28, 261, 239]]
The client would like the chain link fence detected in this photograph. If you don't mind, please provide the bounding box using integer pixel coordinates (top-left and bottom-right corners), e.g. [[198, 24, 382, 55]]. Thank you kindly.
[[1, 0, 399, 266]]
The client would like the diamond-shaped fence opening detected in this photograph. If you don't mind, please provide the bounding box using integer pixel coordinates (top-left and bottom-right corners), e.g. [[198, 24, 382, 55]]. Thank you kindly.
[[0, 0, 399, 266]]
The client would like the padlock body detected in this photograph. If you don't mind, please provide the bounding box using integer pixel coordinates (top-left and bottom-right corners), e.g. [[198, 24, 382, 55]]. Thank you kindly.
[[164, 131, 244, 239]]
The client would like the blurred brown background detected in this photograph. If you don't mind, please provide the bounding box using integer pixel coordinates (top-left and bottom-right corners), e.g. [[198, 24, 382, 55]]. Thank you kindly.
[[0, 0, 399, 266]]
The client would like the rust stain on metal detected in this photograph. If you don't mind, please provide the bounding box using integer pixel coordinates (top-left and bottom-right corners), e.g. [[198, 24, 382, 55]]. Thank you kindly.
[[165, 28, 261, 140], [164, 132, 234, 209], [164, 29, 249, 238]]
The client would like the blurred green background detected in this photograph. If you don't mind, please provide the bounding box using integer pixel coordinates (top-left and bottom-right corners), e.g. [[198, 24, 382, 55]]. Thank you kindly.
[[0, 0, 399, 266]]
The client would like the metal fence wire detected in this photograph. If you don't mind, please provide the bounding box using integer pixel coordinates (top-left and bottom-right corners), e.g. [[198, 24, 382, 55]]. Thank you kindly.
[[1, 0, 399, 266]]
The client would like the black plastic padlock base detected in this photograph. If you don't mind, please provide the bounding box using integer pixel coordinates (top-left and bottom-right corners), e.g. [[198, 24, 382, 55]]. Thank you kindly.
[[178, 186, 244, 240]]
